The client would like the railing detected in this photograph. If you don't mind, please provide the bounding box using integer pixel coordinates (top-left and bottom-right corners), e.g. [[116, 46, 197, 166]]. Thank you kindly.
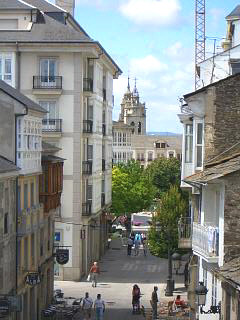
[[178, 217, 192, 249], [103, 88, 106, 101], [102, 159, 106, 171], [42, 119, 62, 132], [33, 76, 62, 89], [83, 120, 93, 133], [102, 124, 106, 136], [82, 161, 92, 174], [192, 222, 219, 258], [83, 78, 93, 92], [101, 193, 105, 208], [82, 201, 92, 216]]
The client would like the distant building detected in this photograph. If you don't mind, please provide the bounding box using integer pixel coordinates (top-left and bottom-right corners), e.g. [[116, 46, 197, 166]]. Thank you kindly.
[[113, 79, 182, 166]]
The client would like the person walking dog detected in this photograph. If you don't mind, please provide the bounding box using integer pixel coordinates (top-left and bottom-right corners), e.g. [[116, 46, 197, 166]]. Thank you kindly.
[[89, 262, 100, 287]]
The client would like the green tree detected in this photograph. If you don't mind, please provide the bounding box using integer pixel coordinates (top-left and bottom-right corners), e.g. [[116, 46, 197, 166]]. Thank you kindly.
[[148, 185, 187, 257], [145, 157, 181, 198], [112, 160, 155, 215]]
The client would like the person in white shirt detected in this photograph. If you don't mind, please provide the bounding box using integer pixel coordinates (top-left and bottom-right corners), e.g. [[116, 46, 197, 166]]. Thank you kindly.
[[94, 294, 105, 320], [82, 292, 93, 320]]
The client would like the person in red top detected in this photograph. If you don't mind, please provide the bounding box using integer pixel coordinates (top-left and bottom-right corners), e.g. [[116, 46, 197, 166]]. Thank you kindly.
[[90, 262, 100, 288], [175, 295, 187, 309]]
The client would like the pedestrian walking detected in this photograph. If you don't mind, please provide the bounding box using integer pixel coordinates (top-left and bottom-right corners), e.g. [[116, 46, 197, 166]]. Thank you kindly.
[[82, 292, 93, 320], [127, 237, 133, 256], [151, 286, 158, 320], [142, 238, 147, 257], [132, 284, 141, 314], [94, 294, 105, 320], [89, 262, 100, 287], [134, 238, 140, 256]]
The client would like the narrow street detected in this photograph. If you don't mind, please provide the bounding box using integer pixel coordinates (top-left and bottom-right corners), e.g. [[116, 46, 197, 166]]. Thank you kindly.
[[55, 238, 187, 319]]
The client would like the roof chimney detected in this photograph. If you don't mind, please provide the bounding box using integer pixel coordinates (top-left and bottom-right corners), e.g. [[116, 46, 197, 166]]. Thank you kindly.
[[55, 0, 75, 16]]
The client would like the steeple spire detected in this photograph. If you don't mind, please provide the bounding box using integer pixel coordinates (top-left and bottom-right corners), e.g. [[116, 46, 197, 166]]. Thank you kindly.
[[127, 75, 130, 91], [133, 77, 139, 96]]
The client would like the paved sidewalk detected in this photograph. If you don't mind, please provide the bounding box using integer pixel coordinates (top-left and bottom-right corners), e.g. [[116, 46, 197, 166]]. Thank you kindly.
[[55, 238, 187, 319]]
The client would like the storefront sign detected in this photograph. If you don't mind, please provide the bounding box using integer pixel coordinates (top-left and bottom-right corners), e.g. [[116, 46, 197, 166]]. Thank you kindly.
[[0, 299, 10, 318], [56, 249, 69, 265], [25, 272, 41, 286]]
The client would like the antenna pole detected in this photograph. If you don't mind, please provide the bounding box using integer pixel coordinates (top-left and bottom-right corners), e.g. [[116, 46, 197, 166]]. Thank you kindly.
[[195, 0, 206, 90]]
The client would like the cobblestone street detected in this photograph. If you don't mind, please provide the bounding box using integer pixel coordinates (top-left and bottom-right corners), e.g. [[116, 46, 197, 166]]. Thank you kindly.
[[55, 239, 187, 319]]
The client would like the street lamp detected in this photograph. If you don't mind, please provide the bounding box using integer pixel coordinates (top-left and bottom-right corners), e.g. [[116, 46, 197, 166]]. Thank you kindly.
[[195, 282, 221, 314], [172, 252, 181, 275]]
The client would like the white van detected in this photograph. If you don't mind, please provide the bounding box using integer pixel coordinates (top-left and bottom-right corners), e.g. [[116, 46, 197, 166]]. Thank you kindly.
[[131, 212, 152, 234]]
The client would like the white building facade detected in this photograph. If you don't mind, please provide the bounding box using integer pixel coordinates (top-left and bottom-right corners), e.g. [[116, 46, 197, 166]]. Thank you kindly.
[[0, 0, 121, 281]]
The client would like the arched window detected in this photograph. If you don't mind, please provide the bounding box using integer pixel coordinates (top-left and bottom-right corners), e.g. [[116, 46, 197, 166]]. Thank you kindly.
[[138, 122, 142, 134], [131, 121, 135, 134]]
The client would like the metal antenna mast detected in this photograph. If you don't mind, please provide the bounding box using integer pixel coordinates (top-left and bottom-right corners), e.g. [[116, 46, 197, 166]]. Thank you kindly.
[[195, 0, 206, 90]]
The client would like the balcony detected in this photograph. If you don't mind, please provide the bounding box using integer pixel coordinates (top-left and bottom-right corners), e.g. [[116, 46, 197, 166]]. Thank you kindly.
[[148, 158, 153, 162], [102, 124, 106, 136], [42, 119, 62, 132], [33, 76, 62, 89], [102, 159, 106, 172], [103, 88, 106, 101], [83, 120, 93, 133], [82, 161, 92, 175], [178, 217, 192, 249], [83, 78, 93, 92], [192, 222, 219, 262], [82, 201, 92, 216], [101, 193, 105, 208]]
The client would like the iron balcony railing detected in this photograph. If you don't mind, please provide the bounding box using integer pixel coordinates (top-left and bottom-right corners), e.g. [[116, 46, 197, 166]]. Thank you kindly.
[[192, 222, 219, 258], [82, 161, 92, 175], [178, 217, 192, 249], [82, 201, 92, 216], [101, 193, 105, 208], [102, 124, 106, 136], [33, 76, 62, 89], [102, 159, 106, 171], [42, 119, 62, 132], [83, 120, 93, 133], [83, 78, 93, 92], [103, 88, 106, 101]]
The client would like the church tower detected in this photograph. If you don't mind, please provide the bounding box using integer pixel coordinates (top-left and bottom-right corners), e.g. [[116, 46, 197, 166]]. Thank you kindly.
[[120, 78, 146, 135]]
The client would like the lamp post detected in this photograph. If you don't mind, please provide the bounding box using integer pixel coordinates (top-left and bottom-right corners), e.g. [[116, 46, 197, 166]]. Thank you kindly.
[[195, 282, 221, 314], [165, 244, 174, 296], [172, 252, 182, 275]]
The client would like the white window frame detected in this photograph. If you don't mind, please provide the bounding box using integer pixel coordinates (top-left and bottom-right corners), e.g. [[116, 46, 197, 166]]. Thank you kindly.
[[195, 120, 204, 169], [0, 53, 15, 86], [185, 123, 193, 163]]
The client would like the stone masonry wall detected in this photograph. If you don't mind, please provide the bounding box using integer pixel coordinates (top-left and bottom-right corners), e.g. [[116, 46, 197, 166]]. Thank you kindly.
[[204, 74, 240, 162], [223, 171, 240, 263]]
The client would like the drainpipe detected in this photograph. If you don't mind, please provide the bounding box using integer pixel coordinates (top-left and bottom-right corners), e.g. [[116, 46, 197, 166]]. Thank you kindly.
[[16, 42, 20, 90]]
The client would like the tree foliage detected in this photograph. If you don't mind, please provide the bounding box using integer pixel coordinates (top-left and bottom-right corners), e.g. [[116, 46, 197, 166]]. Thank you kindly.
[[148, 185, 188, 258], [112, 160, 155, 215], [145, 157, 181, 198]]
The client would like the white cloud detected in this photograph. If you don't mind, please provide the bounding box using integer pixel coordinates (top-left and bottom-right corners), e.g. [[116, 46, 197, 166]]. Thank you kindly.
[[130, 55, 168, 75], [119, 0, 181, 27], [165, 41, 183, 57]]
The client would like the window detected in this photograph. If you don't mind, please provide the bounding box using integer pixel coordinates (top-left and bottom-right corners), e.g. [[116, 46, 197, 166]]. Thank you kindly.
[[0, 54, 13, 85], [196, 122, 203, 168], [168, 152, 174, 158], [87, 145, 93, 161], [87, 184, 92, 201], [161, 143, 166, 148], [4, 213, 8, 234], [113, 132, 117, 146], [148, 152, 153, 161], [87, 104, 93, 121], [40, 58, 57, 84], [24, 184, 28, 209], [185, 124, 193, 163], [123, 133, 127, 146], [30, 182, 34, 207], [155, 143, 160, 149], [231, 61, 240, 75], [138, 122, 142, 134], [118, 132, 122, 146], [39, 101, 57, 120], [211, 275, 217, 306]]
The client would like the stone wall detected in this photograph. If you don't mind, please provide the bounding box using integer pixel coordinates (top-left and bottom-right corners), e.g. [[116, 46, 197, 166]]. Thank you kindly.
[[223, 171, 240, 263], [204, 74, 240, 162]]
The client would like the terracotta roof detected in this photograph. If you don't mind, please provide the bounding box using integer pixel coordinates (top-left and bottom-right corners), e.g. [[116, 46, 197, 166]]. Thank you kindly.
[[0, 156, 19, 173], [184, 155, 240, 184], [0, 80, 46, 113], [215, 257, 240, 288]]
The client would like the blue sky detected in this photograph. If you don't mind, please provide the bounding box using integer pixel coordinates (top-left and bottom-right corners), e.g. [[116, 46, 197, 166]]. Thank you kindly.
[[56, 0, 238, 133]]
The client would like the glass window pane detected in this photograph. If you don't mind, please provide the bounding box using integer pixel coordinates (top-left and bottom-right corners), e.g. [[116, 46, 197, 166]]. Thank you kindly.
[[49, 102, 56, 119], [5, 59, 11, 74], [197, 123, 203, 144], [197, 146, 202, 167], [40, 59, 48, 78]]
